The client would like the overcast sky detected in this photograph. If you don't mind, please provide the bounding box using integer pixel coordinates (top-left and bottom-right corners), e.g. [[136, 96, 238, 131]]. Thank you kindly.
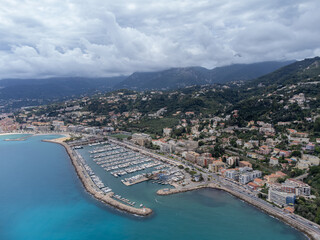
[[0, 0, 319, 79]]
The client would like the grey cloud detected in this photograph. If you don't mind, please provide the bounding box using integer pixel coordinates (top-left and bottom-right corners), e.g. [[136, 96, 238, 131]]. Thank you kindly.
[[0, 0, 319, 79]]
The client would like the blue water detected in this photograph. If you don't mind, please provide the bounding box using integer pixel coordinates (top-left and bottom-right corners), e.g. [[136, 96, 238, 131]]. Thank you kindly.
[[0, 135, 306, 240]]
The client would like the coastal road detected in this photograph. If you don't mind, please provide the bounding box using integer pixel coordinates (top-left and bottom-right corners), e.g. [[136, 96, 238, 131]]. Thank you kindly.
[[215, 177, 320, 237]]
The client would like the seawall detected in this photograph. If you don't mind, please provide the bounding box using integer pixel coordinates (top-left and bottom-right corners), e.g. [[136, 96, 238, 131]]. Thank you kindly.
[[43, 138, 152, 217]]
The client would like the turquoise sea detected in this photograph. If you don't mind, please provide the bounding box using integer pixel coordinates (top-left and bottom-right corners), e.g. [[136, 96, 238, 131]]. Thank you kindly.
[[0, 135, 307, 240]]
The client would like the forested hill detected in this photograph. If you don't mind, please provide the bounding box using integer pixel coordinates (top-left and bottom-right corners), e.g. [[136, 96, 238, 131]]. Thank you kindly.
[[115, 61, 294, 90], [247, 56, 320, 88], [84, 57, 320, 126], [17, 57, 320, 133], [229, 56, 320, 123]]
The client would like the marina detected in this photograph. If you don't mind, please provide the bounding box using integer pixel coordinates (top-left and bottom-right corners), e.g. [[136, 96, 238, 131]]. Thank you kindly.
[[86, 142, 176, 182], [70, 139, 187, 211], [43, 138, 153, 216]]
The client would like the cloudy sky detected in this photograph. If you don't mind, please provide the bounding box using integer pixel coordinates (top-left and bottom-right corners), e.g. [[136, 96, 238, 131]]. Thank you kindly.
[[0, 0, 320, 79]]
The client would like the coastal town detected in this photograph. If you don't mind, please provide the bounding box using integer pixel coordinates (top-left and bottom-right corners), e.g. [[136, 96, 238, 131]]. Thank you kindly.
[[1, 82, 320, 238]]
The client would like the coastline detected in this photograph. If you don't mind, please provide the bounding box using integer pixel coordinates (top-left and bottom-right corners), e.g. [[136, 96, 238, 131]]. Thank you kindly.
[[0, 133, 23, 136], [43, 138, 153, 217], [157, 184, 319, 240], [5, 131, 316, 238], [0, 132, 67, 137]]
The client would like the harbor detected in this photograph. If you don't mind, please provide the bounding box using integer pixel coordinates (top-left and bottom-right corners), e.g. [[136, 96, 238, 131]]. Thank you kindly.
[[84, 141, 185, 188], [43, 138, 153, 216], [65, 138, 189, 211], [89, 143, 165, 179]]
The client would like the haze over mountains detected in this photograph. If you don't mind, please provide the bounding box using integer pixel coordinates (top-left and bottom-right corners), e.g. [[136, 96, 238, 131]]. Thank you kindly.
[[115, 61, 294, 90], [0, 77, 126, 100], [0, 60, 293, 103]]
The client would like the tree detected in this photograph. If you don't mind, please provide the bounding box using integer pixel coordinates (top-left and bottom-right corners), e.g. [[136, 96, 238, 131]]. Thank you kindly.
[[315, 118, 320, 132], [277, 177, 287, 183], [209, 144, 225, 158], [315, 146, 320, 154], [291, 150, 302, 158]]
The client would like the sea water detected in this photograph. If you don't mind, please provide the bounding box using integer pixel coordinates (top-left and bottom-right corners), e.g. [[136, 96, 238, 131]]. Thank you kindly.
[[0, 135, 306, 240]]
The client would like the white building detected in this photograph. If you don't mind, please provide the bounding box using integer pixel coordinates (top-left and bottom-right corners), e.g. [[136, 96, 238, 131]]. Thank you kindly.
[[269, 157, 279, 166], [268, 189, 296, 207], [283, 179, 311, 196], [239, 170, 262, 184], [163, 128, 172, 137], [225, 170, 239, 181], [131, 133, 152, 146]]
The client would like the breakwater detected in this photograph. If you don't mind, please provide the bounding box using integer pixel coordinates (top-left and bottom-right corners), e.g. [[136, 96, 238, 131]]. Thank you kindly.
[[157, 184, 320, 240], [43, 138, 152, 217]]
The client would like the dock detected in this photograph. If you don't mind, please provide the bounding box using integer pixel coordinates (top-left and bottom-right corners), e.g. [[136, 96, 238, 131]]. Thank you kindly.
[[122, 176, 149, 186]]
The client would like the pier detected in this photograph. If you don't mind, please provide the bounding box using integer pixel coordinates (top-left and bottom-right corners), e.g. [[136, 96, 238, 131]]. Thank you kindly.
[[122, 175, 149, 186]]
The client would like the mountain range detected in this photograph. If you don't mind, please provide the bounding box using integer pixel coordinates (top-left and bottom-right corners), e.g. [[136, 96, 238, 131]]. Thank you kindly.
[[0, 60, 304, 113], [0, 61, 293, 102], [0, 77, 125, 100], [115, 61, 294, 90]]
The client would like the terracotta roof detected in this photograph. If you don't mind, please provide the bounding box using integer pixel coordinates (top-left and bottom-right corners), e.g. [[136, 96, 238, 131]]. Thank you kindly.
[[284, 206, 294, 213], [248, 182, 259, 187], [254, 178, 264, 183]]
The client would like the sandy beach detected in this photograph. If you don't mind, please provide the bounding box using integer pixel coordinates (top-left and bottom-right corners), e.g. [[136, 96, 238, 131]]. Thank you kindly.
[[0, 132, 24, 136]]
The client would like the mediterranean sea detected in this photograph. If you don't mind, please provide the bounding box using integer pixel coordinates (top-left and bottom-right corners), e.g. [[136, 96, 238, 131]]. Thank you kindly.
[[0, 135, 307, 240]]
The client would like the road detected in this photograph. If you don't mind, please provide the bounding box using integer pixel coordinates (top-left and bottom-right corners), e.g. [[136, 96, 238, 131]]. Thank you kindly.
[[295, 173, 309, 180]]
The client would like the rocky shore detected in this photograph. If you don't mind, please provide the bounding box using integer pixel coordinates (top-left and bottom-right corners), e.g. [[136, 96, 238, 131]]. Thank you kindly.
[[157, 183, 320, 240], [43, 138, 152, 217]]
